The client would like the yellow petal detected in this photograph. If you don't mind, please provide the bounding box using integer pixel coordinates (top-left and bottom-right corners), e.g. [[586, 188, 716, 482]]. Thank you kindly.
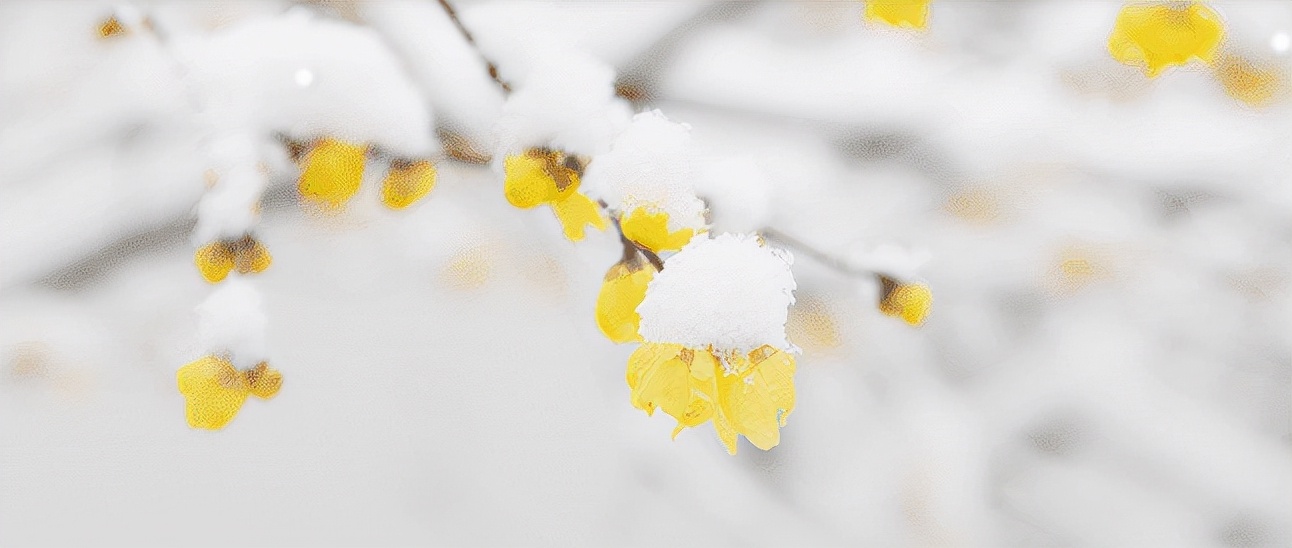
[[620, 207, 695, 253], [864, 0, 931, 30], [550, 192, 607, 242], [177, 355, 250, 430], [244, 362, 283, 400], [382, 160, 437, 209], [1108, 1, 1225, 77], [503, 149, 579, 209], [880, 282, 933, 326], [298, 138, 367, 208], [596, 262, 656, 344], [194, 242, 235, 284], [717, 349, 795, 452], [627, 343, 684, 415]]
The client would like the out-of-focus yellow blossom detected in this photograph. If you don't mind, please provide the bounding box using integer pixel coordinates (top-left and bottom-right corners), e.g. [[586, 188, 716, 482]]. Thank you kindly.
[[381, 159, 437, 209], [1108, 1, 1225, 77], [596, 260, 656, 344], [627, 342, 796, 454], [864, 0, 931, 30], [194, 236, 272, 284], [620, 207, 695, 253], [1214, 55, 1283, 106], [879, 280, 932, 326], [299, 138, 367, 208], [503, 148, 607, 241], [177, 355, 282, 430], [97, 16, 126, 39]]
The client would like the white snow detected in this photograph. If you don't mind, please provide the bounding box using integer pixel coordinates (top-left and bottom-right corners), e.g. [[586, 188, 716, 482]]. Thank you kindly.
[[637, 233, 796, 353], [582, 110, 706, 231]]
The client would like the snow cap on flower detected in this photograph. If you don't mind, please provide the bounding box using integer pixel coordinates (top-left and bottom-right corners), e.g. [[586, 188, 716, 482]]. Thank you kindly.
[[494, 48, 631, 157], [194, 133, 268, 242], [196, 277, 267, 368], [637, 233, 796, 353], [582, 110, 706, 233]]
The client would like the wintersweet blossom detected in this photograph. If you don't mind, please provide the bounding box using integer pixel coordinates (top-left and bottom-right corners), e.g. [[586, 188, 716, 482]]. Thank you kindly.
[[503, 148, 606, 241], [1109, 1, 1225, 77], [864, 0, 932, 30], [298, 137, 367, 208], [595, 259, 656, 344], [177, 356, 282, 430], [381, 159, 437, 209], [879, 279, 933, 326], [582, 110, 706, 253], [194, 235, 272, 283], [629, 234, 798, 454]]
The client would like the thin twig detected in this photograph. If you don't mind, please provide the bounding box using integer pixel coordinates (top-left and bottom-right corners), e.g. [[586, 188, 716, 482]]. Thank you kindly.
[[760, 227, 896, 288], [436, 0, 511, 93]]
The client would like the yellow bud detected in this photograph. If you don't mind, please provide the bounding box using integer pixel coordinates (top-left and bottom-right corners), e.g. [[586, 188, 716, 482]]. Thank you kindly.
[[298, 138, 367, 208], [502, 149, 579, 209], [177, 355, 249, 430], [1108, 1, 1225, 77], [194, 242, 236, 284], [596, 261, 656, 344], [1214, 55, 1283, 106], [97, 16, 126, 39], [879, 282, 933, 326], [550, 191, 607, 242], [382, 160, 437, 209]]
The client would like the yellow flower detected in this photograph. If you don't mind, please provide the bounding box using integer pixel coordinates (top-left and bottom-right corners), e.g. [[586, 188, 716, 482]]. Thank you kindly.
[[194, 235, 272, 284], [298, 138, 367, 208], [627, 343, 796, 454], [97, 16, 126, 39], [382, 159, 437, 209], [1214, 55, 1283, 106], [502, 148, 607, 241], [1108, 1, 1225, 77], [864, 0, 932, 30], [879, 280, 933, 326], [620, 207, 695, 253], [596, 260, 656, 344], [177, 355, 282, 430]]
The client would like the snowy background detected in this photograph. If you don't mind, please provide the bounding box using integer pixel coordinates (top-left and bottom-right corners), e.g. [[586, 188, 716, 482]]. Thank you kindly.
[[2, 1, 1291, 546]]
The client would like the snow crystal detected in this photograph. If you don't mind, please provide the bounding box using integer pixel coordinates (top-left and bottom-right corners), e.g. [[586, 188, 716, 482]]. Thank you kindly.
[[637, 233, 796, 353], [581, 110, 706, 231], [493, 48, 631, 157], [196, 277, 268, 368]]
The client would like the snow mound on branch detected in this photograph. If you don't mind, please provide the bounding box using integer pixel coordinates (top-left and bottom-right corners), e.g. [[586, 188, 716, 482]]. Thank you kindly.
[[194, 133, 269, 242], [582, 110, 706, 231], [174, 8, 435, 156], [196, 277, 267, 368], [637, 233, 796, 353], [494, 49, 631, 156]]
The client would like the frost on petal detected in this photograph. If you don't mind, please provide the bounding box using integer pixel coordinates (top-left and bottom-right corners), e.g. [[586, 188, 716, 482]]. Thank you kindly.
[[637, 233, 797, 353], [582, 110, 706, 233], [196, 278, 268, 368]]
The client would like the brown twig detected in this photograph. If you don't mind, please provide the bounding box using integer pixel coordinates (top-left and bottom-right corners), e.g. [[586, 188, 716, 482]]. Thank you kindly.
[[436, 0, 511, 93], [760, 227, 897, 291]]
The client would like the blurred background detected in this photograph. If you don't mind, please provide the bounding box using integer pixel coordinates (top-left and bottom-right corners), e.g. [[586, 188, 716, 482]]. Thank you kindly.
[[2, 1, 1290, 546]]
